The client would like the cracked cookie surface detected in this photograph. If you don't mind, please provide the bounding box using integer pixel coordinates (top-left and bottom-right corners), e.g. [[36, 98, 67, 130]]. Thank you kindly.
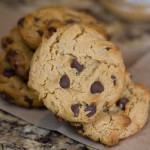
[[18, 5, 108, 49], [0, 52, 43, 108], [29, 24, 125, 123], [71, 72, 150, 146], [1, 27, 33, 82]]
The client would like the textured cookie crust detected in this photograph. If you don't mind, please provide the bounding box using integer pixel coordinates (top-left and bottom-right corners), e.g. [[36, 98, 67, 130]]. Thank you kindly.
[[0, 52, 43, 108], [18, 5, 108, 49], [72, 72, 150, 146], [1, 27, 33, 82], [29, 24, 125, 123]]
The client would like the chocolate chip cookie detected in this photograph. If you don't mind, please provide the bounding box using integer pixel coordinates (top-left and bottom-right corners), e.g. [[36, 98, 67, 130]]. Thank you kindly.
[[18, 5, 108, 49], [72, 72, 150, 146], [0, 52, 43, 108], [29, 24, 125, 123], [1, 27, 33, 82]]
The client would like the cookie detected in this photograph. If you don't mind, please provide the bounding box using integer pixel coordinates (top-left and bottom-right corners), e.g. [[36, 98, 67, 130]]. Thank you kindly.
[[18, 5, 108, 49], [72, 72, 150, 146], [0, 52, 43, 108], [29, 24, 125, 123], [1, 27, 33, 82]]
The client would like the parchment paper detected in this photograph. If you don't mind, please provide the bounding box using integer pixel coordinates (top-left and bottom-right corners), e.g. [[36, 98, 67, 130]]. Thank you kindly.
[[0, 5, 149, 150]]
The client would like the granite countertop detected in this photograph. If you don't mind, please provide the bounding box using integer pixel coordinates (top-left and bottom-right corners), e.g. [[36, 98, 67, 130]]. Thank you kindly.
[[0, 0, 150, 150], [0, 110, 93, 150]]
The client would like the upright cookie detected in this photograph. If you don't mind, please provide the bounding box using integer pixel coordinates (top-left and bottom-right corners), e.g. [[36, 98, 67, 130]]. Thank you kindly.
[[1, 27, 33, 82], [29, 24, 125, 123], [72, 72, 150, 146], [0, 52, 43, 108], [18, 6, 108, 49]]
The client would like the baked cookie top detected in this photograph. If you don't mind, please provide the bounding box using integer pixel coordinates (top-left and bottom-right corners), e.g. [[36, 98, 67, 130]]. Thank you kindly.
[[29, 24, 125, 123], [1, 27, 33, 82], [18, 5, 108, 49], [72, 72, 150, 146]]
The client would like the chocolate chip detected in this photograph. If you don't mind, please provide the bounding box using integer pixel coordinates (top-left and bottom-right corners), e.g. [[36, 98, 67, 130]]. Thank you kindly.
[[47, 27, 57, 34], [34, 17, 40, 22], [3, 68, 15, 77], [71, 59, 84, 73], [18, 17, 25, 27], [6, 38, 13, 44], [6, 50, 17, 67], [24, 96, 33, 106], [116, 98, 129, 110], [111, 75, 117, 86], [59, 74, 70, 89], [85, 103, 96, 117], [71, 103, 81, 117], [1, 37, 14, 49], [66, 19, 77, 24], [105, 47, 111, 51], [6, 50, 29, 81], [90, 81, 104, 94], [6, 50, 17, 57], [0, 92, 12, 101], [36, 30, 44, 36]]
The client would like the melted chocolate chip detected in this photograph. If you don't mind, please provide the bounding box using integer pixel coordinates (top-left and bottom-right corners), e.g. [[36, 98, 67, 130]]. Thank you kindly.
[[71, 59, 84, 73], [111, 75, 117, 86], [1, 37, 14, 49], [90, 81, 104, 94], [0, 92, 12, 101], [47, 27, 57, 34], [3, 68, 15, 77], [6, 38, 13, 44], [6, 50, 17, 67], [116, 98, 129, 110], [66, 19, 77, 24], [59, 74, 70, 89], [106, 47, 111, 51], [24, 96, 33, 106], [6, 50, 29, 81], [34, 17, 40, 22], [18, 17, 25, 27], [85, 103, 96, 117], [6, 50, 17, 58], [71, 103, 81, 117], [36, 30, 44, 36]]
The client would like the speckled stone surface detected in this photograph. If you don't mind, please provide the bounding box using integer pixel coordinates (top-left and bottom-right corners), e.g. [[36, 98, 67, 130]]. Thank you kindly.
[[0, 110, 94, 150], [0, 0, 150, 150]]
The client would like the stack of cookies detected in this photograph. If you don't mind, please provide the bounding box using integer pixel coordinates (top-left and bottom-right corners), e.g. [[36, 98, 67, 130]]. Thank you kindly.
[[0, 6, 108, 108], [0, 6, 150, 146]]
